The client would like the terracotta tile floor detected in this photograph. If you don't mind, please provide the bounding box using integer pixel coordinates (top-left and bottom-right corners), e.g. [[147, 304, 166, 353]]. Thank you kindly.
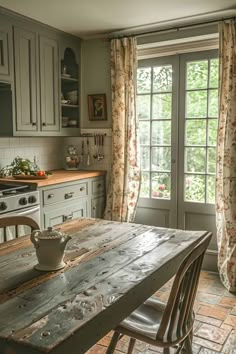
[[86, 271, 236, 354]]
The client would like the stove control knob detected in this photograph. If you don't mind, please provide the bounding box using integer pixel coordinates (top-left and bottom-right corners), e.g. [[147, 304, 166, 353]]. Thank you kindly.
[[28, 196, 37, 204], [0, 202, 7, 211], [19, 197, 28, 206]]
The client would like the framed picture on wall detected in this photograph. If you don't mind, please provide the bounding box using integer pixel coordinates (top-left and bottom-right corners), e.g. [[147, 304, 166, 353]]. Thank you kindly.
[[88, 94, 107, 121]]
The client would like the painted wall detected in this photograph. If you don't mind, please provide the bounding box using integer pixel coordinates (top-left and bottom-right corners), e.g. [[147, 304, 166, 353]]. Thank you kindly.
[[80, 38, 112, 129]]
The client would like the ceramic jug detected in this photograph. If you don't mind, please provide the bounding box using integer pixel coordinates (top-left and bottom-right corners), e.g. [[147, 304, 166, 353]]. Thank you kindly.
[[31, 227, 72, 271]]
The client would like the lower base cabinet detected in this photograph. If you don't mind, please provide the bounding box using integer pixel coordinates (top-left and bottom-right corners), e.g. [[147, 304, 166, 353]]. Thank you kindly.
[[40, 175, 105, 228], [44, 199, 88, 227], [91, 196, 105, 219]]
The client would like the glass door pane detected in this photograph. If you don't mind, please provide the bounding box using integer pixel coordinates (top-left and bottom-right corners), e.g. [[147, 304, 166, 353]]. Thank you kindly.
[[184, 58, 219, 204], [137, 64, 173, 200]]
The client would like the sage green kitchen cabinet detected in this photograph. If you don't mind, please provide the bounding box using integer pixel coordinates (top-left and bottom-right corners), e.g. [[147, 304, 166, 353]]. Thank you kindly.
[[44, 199, 88, 227], [14, 29, 60, 135], [0, 7, 81, 137], [91, 196, 105, 218], [39, 176, 106, 228], [0, 15, 13, 81], [14, 27, 38, 132], [39, 35, 60, 132]]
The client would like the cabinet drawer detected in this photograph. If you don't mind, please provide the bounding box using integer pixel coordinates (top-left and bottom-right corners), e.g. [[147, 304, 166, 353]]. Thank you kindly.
[[43, 182, 88, 205], [92, 179, 105, 195], [44, 200, 88, 227]]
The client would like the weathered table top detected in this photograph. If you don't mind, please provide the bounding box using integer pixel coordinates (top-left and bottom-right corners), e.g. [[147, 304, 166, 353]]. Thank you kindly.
[[0, 218, 210, 354]]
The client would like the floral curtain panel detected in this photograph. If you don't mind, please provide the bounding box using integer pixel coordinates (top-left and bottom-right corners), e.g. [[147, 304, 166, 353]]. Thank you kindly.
[[104, 37, 141, 222], [216, 20, 236, 292]]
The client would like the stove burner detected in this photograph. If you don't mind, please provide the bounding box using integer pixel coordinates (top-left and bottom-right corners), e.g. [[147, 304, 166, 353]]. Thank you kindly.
[[0, 183, 34, 199], [0, 183, 27, 193]]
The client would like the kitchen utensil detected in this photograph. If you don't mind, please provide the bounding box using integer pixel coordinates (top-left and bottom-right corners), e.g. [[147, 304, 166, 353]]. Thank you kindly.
[[31, 227, 72, 271], [87, 138, 91, 166], [93, 134, 98, 159], [101, 134, 104, 159], [68, 119, 77, 127], [62, 117, 69, 127], [80, 140, 84, 166], [97, 134, 104, 161]]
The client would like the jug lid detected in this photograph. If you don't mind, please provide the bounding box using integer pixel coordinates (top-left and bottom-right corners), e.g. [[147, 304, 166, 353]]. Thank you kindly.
[[37, 227, 64, 239]]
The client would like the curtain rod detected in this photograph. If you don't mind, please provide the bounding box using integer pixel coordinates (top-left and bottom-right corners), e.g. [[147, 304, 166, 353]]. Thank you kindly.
[[109, 14, 236, 40]]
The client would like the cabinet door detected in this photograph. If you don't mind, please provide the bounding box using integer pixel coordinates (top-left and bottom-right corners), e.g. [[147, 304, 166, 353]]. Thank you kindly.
[[44, 200, 88, 228], [14, 27, 38, 131], [0, 16, 12, 79], [91, 196, 105, 219], [39, 35, 60, 132]]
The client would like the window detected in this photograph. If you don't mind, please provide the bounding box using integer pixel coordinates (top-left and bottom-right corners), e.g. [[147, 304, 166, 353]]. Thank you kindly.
[[137, 52, 219, 205]]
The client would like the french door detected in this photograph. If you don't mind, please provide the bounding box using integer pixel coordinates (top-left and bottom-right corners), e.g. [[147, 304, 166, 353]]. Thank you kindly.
[[135, 50, 218, 251]]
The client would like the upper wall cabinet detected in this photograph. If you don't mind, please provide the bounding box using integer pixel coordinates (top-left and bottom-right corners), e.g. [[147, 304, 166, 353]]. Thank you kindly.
[[39, 35, 60, 132], [0, 8, 81, 137], [0, 15, 13, 81], [14, 27, 60, 136], [14, 27, 38, 132]]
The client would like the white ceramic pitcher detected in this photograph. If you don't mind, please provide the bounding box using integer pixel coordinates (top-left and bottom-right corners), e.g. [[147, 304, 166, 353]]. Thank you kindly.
[[31, 227, 72, 271]]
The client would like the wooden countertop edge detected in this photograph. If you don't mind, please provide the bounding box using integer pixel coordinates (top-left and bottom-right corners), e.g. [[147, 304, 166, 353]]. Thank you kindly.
[[0, 170, 107, 187]]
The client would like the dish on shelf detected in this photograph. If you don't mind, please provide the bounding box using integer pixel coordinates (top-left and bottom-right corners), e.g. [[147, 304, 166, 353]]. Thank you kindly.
[[61, 74, 71, 78], [62, 117, 69, 127], [13, 175, 49, 180], [68, 119, 77, 127], [61, 99, 71, 104], [65, 90, 78, 105]]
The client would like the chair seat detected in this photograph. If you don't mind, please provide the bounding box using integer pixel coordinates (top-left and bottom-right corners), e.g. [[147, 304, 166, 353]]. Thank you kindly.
[[120, 297, 166, 341]]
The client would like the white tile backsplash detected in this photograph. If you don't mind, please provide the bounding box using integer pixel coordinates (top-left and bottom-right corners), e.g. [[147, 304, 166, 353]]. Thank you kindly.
[[0, 136, 112, 182], [0, 137, 64, 171]]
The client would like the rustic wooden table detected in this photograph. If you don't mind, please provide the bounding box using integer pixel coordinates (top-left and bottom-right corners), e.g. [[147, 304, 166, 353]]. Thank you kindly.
[[0, 218, 210, 354]]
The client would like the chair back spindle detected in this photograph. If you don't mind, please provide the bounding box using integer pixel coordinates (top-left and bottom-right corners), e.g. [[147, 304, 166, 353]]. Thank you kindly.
[[156, 233, 211, 343], [0, 216, 39, 242]]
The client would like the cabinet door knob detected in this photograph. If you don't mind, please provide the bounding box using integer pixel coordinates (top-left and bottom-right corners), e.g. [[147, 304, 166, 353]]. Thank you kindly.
[[42, 122, 46, 126], [80, 187, 85, 192], [32, 122, 37, 126], [92, 206, 97, 210], [48, 193, 54, 199]]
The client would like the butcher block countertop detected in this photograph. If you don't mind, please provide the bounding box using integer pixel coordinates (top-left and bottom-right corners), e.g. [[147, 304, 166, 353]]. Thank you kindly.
[[0, 170, 106, 187]]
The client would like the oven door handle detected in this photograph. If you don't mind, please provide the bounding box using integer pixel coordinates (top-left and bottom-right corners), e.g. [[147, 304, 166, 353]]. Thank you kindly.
[[16, 205, 40, 216]]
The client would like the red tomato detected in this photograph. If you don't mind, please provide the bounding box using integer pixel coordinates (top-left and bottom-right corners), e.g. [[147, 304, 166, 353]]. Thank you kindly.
[[37, 170, 45, 176]]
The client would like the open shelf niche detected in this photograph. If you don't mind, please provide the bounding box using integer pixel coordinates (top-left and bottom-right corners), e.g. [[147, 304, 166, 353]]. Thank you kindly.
[[61, 48, 79, 130]]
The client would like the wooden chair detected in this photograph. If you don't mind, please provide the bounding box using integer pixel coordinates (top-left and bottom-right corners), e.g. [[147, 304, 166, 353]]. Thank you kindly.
[[0, 216, 40, 242], [106, 232, 212, 354]]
